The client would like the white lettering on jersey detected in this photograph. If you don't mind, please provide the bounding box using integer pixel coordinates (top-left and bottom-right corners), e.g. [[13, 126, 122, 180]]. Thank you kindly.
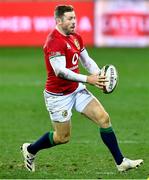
[[69, 65, 78, 71], [72, 53, 79, 65]]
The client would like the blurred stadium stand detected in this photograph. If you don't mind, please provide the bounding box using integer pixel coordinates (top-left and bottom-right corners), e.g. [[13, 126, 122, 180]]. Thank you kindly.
[[0, 0, 149, 47]]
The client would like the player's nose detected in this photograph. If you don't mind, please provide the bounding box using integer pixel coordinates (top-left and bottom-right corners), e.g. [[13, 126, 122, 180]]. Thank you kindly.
[[72, 18, 76, 24]]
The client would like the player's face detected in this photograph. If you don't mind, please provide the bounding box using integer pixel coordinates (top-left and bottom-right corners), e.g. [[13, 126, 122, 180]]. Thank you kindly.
[[60, 11, 76, 35]]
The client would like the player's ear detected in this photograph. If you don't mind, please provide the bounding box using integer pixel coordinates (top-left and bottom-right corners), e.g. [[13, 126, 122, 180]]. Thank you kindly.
[[56, 17, 63, 25]]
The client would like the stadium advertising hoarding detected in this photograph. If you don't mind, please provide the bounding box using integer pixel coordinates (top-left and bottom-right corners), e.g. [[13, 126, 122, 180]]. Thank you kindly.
[[95, 0, 149, 47], [0, 2, 94, 46]]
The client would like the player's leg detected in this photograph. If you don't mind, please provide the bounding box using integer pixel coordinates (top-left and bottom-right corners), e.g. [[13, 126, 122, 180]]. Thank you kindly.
[[75, 88, 143, 171], [21, 120, 71, 172], [82, 98, 143, 171], [21, 90, 74, 172], [27, 120, 71, 154], [82, 98, 124, 165], [82, 98, 110, 128], [52, 121, 71, 144], [27, 90, 74, 154]]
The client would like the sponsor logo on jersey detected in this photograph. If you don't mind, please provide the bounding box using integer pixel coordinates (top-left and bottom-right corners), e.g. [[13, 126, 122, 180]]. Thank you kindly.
[[74, 39, 80, 50], [72, 53, 79, 65]]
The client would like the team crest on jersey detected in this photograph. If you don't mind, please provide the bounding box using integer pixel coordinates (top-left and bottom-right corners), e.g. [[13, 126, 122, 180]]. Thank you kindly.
[[74, 39, 80, 50]]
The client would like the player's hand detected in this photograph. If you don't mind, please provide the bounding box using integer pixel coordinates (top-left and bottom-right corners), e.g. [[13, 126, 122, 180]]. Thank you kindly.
[[87, 74, 108, 90]]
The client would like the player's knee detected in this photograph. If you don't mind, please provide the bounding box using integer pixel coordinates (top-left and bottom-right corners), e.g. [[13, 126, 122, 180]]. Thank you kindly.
[[90, 107, 110, 127], [55, 134, 70, 144], [58, 136, 70, 144], [100, 111, 110, 128]]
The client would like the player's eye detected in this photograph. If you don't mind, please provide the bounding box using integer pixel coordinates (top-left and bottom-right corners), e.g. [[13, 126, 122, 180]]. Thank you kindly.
[[68, 16, 75, 20]]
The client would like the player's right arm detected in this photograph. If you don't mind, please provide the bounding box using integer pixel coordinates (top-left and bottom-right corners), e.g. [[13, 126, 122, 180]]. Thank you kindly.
[[50, 55, 105, 89]]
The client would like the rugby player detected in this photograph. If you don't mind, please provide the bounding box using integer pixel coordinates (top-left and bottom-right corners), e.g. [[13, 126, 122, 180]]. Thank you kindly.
[[21, 5, 143, 172]]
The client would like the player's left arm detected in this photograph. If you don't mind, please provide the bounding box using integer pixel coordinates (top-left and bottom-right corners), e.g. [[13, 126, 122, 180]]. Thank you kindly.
[[80, 48, 101, 75]]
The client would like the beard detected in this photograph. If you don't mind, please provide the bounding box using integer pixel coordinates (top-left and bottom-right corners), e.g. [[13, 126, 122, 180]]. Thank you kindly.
[[64, 26, 75, 35]]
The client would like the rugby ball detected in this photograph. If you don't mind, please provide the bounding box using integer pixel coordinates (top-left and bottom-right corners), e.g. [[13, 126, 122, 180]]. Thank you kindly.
[[101, 64, 118, 94]]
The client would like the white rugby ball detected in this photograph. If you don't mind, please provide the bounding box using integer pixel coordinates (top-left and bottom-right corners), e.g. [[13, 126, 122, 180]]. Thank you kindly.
[[101, 64, 118, 94]]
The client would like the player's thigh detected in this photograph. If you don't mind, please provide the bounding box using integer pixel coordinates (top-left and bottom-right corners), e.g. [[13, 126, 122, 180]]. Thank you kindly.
[[52, 120, 71, 144], [82, 98, 110, 128]]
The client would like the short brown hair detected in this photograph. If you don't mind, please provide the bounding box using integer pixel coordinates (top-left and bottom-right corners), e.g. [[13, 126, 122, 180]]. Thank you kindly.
[[54, 5, 74, 19]]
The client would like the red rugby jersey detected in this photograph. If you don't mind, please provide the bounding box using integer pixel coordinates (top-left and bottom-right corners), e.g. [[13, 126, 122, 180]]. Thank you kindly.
[[43, 29, 84, 95]]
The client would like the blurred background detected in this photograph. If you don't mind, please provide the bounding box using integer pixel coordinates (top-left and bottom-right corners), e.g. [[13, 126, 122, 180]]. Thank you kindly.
[[0, 0, 149, 47]]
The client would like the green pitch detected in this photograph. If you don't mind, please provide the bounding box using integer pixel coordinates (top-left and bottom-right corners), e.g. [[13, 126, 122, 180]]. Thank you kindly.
[[0, 47, 149, 179]]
